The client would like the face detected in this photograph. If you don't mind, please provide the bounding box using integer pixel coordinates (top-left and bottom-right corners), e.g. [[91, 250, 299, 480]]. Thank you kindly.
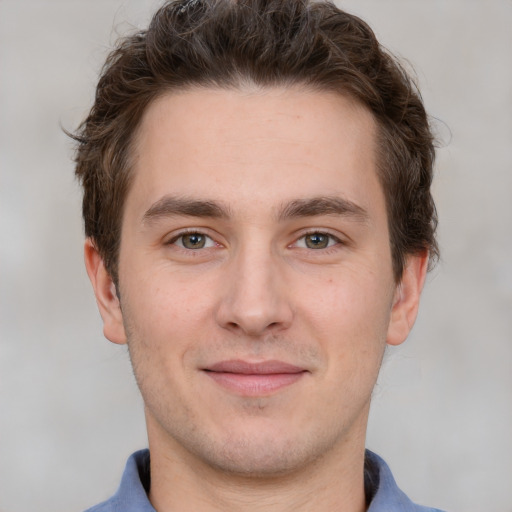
[[87, 87, 425, 477]]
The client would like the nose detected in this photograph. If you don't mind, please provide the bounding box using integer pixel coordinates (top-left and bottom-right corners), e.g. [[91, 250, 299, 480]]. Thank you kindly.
[[214, 244, 294, 337]]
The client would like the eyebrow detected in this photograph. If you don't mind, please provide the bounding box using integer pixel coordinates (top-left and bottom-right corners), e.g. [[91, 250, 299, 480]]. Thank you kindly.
[[142, 196, 231, 224], [277, 196, 369, 223], [141, 195, 369, 224]]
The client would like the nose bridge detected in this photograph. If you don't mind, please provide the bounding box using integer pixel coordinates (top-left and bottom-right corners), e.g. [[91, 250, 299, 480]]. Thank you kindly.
[[215, 234, 292, 336]]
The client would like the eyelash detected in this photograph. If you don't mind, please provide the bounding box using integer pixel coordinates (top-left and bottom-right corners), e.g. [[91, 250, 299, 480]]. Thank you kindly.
[[167, 229, 218, 250], [292, 230, 343, 251], [167, 229, 343, 252]]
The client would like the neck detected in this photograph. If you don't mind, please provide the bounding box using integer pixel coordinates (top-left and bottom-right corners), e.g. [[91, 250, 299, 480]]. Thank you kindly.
[[146, 423, 368, 512]]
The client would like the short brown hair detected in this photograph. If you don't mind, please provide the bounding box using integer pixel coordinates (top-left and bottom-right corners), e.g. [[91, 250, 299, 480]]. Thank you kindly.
[[73, 0, 438, 284]]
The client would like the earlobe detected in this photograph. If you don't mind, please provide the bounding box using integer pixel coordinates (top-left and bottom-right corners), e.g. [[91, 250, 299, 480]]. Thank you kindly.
[[84, 238, 127, 345], [386, 252, 428, 346]]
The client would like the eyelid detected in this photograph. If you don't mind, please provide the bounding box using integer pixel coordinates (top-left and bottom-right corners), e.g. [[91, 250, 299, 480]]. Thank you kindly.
[[164, 227, 348, 251], [291, 229, 344, 249], [166, 228, 219, 249]]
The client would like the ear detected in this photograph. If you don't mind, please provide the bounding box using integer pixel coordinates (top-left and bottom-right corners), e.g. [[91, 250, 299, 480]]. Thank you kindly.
[[84, 238, 127, 345], [386, 252, 428, 346]]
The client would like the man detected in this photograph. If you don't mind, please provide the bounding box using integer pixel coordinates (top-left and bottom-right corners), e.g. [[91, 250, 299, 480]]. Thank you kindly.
[[74, 0, 443, 510]]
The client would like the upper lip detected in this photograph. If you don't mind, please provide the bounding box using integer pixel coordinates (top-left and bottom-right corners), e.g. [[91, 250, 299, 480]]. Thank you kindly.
[[204, 359, 306, 374]]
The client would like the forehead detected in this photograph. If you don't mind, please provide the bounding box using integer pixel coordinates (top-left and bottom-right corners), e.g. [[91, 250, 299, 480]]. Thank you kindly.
[[128, 86, 382, 219]]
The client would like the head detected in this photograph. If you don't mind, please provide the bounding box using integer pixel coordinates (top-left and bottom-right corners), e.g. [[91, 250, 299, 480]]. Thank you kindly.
[[75, 0, 438, 485], [74, 0, 437, 288]]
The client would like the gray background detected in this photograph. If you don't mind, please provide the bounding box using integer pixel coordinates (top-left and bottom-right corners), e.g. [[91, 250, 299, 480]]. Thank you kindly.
[[1, 1, 511, 511]]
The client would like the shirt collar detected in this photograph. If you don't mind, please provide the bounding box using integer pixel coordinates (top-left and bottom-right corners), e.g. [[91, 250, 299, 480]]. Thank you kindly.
[[91, 449, 442, 512], [365, 450, 442, 511]]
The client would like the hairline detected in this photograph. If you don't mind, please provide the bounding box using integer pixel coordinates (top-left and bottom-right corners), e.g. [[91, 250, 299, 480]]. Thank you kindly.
[[106, 81, 403, 287]]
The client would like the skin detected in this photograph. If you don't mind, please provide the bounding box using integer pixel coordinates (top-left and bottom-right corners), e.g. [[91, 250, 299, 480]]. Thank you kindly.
[[85, 87, 427, 512]]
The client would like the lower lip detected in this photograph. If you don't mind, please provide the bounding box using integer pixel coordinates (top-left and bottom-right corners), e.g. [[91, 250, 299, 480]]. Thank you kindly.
[[204, 371, 305, 396]]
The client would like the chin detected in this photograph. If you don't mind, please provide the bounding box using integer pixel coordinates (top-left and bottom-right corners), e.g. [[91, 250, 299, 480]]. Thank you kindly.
[[206, 443, 309, 477], [184, 423, 337, 478]]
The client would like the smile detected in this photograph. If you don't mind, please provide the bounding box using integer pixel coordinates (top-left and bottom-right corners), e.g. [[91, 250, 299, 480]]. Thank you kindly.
[[203, 360, 308, 396]]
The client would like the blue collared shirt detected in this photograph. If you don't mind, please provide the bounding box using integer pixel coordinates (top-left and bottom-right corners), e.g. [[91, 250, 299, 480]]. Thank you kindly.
[[84, 449, 445, 511]]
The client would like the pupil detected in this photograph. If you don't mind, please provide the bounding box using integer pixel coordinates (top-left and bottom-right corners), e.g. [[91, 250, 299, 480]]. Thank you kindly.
[[306, 233, 328, 249], [183, 233, 205, 249]]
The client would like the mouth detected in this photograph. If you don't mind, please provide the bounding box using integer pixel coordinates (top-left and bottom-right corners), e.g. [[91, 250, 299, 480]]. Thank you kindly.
[[202, 359, 308, 396]]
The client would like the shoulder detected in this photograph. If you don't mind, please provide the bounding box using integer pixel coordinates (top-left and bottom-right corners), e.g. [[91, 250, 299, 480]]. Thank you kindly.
[[365, 450, 447, 512], [82, 450, 154, 512], [83, 503, 111, 512]]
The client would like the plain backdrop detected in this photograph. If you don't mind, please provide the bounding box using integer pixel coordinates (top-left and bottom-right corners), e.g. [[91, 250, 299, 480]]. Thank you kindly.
[[1, 1, 511, 511]]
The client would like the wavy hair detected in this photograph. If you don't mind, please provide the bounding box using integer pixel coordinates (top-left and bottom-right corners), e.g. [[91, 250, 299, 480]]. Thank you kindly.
[[72, 0, 438, 284]]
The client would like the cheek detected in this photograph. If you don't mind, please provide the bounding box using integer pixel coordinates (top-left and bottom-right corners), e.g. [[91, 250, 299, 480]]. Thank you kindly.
[[301, 268, 393, 330], [295, 266, 394, 377], [120, 269, 236, 395], [124, 260, 217, 321]]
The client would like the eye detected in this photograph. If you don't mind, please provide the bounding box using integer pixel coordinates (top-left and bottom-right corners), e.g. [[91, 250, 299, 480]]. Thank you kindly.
[[295, 232, 339, 249], [172, 232, 216, 250]]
